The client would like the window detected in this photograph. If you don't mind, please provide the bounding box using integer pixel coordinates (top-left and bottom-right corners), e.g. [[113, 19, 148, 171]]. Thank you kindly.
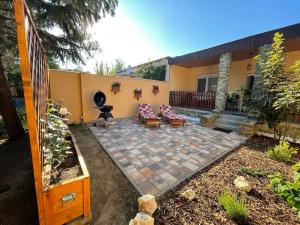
[[197, 76, 218, 92], [197, 79, 206, 92]]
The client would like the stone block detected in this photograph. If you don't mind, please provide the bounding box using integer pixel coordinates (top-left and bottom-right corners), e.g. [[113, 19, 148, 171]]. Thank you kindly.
[[200, 113, 218, 128], [239, 120, 257, 136], [138, 195, 158, 216], [129, 212, 154, 225]]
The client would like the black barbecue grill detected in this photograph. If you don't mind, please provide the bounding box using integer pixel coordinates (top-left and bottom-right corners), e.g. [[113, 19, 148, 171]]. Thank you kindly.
[[93, 91, 113, 127]]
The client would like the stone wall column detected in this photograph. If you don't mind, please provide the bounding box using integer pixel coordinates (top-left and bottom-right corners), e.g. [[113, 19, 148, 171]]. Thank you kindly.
[[214, 53, 232, 112], [251, 45, 271, 99]]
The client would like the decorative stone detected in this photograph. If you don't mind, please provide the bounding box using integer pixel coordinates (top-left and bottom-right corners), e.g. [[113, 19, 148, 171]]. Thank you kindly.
[[239, 120, 257, 137], [200, 113, 218, 128], [181, 188, 196, 201], [129, 212, 154, 225], [234, 176, 251, 192], [138, 195, 158, 216], [214, 53, 232, 112]]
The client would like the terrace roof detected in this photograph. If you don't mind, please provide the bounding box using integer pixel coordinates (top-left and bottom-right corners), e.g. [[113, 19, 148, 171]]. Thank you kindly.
[[170, 23, 300, 67]]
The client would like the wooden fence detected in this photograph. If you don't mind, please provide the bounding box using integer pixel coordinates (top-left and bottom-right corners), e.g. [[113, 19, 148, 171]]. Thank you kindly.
[[14, 0, 49, 224], [169, 91, 216, 110]]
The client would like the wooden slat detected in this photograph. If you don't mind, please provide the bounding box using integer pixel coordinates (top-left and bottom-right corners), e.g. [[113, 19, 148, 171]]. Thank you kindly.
[[170, 23, 300, 67], [14, 1, 90, 225], [14, 0, 48, 224], [169, 91, 216, 110]]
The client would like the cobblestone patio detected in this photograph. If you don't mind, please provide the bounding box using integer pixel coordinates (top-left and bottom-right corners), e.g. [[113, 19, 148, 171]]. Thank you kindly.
[[88, 118, 247, 196]]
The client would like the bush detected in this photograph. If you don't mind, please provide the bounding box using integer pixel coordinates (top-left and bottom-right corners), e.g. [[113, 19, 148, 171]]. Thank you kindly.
[[269, 171, 300, 216], [266, 140, 298, 163], [218, 189, 248, 224], [240, 167, 267, 177]]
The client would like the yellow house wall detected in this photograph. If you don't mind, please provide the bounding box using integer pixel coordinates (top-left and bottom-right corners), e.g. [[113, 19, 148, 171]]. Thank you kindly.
[[49, 70, 170, 123], [169, 50, 300, 92]]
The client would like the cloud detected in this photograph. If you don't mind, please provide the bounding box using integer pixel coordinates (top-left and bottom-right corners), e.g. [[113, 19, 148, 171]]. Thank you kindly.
[[82, 8, 166, 72]]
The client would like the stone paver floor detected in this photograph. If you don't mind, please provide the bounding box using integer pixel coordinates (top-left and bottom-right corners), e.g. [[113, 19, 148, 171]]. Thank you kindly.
[[88, 118, 247, 196]]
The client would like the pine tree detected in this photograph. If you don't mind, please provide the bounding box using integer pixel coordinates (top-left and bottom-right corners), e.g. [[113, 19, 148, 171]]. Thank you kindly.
[[0, 0, 118, 140]]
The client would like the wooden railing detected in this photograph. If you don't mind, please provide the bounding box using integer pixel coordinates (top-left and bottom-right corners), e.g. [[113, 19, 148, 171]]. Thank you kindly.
[[14, 0, 49, 224], [169, 91, 216, 110]]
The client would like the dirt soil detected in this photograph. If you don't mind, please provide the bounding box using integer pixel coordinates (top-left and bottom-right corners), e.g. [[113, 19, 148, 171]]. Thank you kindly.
[[155, 136, 300, 225], [0, 135, 38, 225], [50, 144, 83, 184], [71, 124, 139, 225], [0, 124, 139, 225]]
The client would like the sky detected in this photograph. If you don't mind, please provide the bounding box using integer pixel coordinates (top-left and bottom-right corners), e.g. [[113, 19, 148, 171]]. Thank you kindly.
[[77, 0, 300, 72]]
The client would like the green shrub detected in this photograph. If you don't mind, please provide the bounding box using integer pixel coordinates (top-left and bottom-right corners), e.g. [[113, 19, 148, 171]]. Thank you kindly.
[[269, 171, 300, 216], [266, 140, 298, 163], [240, 167, 267, 177], [218, 189, 248, 223]]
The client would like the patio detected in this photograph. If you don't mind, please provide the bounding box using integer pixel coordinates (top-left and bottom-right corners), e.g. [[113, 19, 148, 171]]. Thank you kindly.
[[88, 118, 248, 196]]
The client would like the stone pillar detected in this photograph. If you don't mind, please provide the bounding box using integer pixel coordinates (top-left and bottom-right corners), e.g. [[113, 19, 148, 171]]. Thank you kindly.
[[214, 53, 232, 112], [165, 64, 170, 81], [251, 45, 271, 99]]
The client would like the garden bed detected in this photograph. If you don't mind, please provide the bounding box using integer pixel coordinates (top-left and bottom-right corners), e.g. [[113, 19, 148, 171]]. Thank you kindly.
[[155, 136, 300, 225], [50, 141, 83, 184], [43, 134, 91, 225]]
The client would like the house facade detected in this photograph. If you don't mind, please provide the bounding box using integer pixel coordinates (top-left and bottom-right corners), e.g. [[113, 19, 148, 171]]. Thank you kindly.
[[132, 23, 300, 112]]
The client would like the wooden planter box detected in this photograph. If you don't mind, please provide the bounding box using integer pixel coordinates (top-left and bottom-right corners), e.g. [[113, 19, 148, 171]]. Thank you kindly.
[[42, 135, 91, 225]]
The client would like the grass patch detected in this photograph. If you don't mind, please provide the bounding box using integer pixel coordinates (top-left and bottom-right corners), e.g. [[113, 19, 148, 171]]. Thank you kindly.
[[218, 189, 248, 224], [240, 167, 268, 177]]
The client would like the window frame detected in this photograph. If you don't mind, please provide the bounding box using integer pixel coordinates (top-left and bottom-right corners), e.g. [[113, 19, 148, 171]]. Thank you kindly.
[[196, 74, 218, 92]]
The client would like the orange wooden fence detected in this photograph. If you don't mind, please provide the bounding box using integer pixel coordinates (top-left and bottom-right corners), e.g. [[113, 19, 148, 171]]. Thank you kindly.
[[14, 0, 49, 224], [169, 91, 216, 110]]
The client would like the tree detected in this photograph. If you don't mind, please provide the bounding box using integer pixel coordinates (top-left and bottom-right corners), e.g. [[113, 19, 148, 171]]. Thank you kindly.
[[0, 0, 118, 140], [95, 58, 125, 75], [0, 1, 25, 141], [245, 32, 300, 140], [136, 63, 166, 81]]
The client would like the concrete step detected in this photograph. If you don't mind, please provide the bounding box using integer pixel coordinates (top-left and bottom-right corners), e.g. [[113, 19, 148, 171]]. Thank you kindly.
[[213, 114, 248, 132], [219, 114, 247, 121], [216, 117, 244, 127], [214, 122, 239, 132]]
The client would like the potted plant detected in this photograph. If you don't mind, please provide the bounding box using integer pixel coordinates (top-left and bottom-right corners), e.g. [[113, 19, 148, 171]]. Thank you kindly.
[[152, 85, 159, 95], [111, 81, 121, 94], [134, 88, 142, 100], [42, 102, 91, 225]]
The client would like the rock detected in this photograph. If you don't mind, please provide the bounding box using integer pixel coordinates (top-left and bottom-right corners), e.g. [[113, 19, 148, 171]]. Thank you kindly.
[[181, 188, 196, 201], [138, 195, 157, 216], [129, 212, 154, 225], [234, 176, 251, 192]]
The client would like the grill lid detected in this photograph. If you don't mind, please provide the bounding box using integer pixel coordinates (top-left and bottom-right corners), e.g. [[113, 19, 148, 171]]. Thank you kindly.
[[94, 91, 106, 107]]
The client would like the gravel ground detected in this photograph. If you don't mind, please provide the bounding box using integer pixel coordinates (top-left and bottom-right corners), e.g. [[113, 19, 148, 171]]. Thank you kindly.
[[155, 136, 300, 225]]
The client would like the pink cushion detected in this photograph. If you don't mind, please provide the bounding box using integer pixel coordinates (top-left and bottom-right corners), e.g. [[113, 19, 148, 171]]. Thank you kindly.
[[139, 104, 159, 119], [160, 104, 185, 121]]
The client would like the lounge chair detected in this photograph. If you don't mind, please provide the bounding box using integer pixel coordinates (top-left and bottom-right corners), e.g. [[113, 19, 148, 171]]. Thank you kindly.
[[160, 104, 186, 127], [139, 104, 161, 128]]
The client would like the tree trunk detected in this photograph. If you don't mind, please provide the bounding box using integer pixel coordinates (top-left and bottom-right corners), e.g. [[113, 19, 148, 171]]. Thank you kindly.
[[0, 56, 25, 141]]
